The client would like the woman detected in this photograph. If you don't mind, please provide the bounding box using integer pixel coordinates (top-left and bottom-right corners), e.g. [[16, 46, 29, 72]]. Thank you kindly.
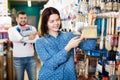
[[35, 7, 83, 80]]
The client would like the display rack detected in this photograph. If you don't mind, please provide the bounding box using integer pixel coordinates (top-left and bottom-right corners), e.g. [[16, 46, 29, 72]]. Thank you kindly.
[[0, 16, 14, 80]]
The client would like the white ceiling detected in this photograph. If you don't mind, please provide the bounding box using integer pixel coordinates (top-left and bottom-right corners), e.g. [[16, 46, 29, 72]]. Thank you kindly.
[[9, 0, 48, 4], [9, 0, 47, 2]]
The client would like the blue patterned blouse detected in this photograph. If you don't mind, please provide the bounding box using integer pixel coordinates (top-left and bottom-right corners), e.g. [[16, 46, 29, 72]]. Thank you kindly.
[[35, 32, 77, 80]]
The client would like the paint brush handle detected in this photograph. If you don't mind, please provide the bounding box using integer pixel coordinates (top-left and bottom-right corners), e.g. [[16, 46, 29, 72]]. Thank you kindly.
[[112, 17, 115, 35], [106, 18, 109, 35], [100, 18, 105, 49]]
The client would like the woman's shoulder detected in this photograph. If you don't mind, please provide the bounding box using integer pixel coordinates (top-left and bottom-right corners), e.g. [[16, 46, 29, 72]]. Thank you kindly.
[[36, 37, 45, 43], [61, 31, 72, 35], [61, 32, 75, 38]]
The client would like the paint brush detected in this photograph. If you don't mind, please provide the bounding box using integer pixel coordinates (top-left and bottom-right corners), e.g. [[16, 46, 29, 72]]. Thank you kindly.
[[100, 18, 105, 50]]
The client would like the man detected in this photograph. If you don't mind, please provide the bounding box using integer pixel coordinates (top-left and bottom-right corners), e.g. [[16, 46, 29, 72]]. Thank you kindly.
[[8, 11, 39, 80]]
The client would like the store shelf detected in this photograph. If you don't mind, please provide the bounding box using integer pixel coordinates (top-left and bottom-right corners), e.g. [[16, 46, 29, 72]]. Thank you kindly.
[[0, 39, 7, 43]]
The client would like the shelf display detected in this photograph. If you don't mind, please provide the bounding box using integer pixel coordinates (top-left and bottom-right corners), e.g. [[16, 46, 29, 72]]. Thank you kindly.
[[0, 16, 14, 80], [0, 0, 8, 16]]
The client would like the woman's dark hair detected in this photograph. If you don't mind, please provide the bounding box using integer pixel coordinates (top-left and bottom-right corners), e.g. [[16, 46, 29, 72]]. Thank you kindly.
[[38, 7, 62, 37]]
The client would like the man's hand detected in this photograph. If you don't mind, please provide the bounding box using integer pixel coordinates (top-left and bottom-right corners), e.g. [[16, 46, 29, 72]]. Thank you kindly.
[[28, 34, 36, 40]]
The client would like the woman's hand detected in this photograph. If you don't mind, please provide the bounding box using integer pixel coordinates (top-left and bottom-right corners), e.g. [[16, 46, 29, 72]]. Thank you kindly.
[[65, 36, 83, 52]]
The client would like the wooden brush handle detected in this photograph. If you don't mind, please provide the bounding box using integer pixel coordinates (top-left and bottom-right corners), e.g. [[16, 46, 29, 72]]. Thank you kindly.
[[101, 18, 105, 36], [110, 17, 112, 35], [100, 18, 105, 49], [114, 18, 119, 48], [106, 18, 109, 35], [112, 17, 115, 35], [108, 17, 111, 35]]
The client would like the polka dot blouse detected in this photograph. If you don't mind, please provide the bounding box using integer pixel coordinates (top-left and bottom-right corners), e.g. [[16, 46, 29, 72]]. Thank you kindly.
[[35, 32, 77, 80]]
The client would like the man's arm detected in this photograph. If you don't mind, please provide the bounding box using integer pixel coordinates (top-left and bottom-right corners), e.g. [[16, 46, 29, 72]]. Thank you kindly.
[[8, 27, 27, 42], [8, 27, 39, 43], [22, 27, 39, 43]]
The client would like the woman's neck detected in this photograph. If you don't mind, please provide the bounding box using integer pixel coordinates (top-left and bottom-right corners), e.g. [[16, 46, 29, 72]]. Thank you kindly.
[[49, 31, 58, 38]]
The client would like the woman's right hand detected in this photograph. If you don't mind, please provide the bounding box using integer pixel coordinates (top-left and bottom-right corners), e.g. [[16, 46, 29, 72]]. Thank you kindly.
[[65, 36, 83, 52]]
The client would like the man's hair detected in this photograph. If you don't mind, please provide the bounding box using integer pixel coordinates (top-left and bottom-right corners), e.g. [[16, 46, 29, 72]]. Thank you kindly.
[[16, 11, 26, 17]]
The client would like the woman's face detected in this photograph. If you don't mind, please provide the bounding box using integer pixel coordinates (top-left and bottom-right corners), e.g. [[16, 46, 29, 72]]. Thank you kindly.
[[47, 14, 61, 33]]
